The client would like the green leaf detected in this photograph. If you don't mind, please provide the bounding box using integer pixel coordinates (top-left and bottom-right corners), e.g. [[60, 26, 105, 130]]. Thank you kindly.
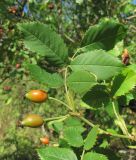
[[70, 50, 124, 80], [52, 121, 63, 133], [83, 152, 108, 160], [64, 116, 82, 127], [64, 117, 85, 133], [18, 22, 68, 66], [99, 139, 109, 148], [128, 64, 136, 73], [94, 148, 120, 160], [27, 64, 63, 88], [108, 41, 123, 57], [37, 147, 78, 160], [67, 71, 97, 94], [84, 125, 99, 150], [111, 69, 136, 97], [81, 19, 127, 51], [122, 3, 136, 14], [82, 85, 110, 108], [59, 138, 71, 148], [63, 126, 84, 147]]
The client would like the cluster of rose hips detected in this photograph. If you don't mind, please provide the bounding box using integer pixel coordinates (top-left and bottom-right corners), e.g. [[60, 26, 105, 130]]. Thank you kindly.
[[19, 90, 49, 145]]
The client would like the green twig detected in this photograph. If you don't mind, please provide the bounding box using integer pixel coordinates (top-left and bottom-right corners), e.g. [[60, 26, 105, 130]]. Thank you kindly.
[[49, 96, 71, 110], [81, 149, 85, 160], [112, 101, 131, 137], [64, 68, 75, 111], [128, 146, 136, 149], [70, 112, 135, 140], [44, 115, 69, 122], [64, 68, 68, 95], [64, 33, 75, 43], [71, 48, 81, 60]]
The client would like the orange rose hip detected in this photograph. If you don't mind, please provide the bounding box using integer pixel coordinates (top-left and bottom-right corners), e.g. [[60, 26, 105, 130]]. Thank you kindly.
[[25, 90, 48, 103]]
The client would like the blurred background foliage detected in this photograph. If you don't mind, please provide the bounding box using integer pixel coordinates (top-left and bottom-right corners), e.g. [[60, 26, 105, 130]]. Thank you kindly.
[[0, 0, 136, 159]]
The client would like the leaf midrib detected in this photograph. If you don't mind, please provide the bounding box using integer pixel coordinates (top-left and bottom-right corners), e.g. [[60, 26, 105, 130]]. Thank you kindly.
[[69, 81, 96, 83], [71, 64, 122, 68]]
